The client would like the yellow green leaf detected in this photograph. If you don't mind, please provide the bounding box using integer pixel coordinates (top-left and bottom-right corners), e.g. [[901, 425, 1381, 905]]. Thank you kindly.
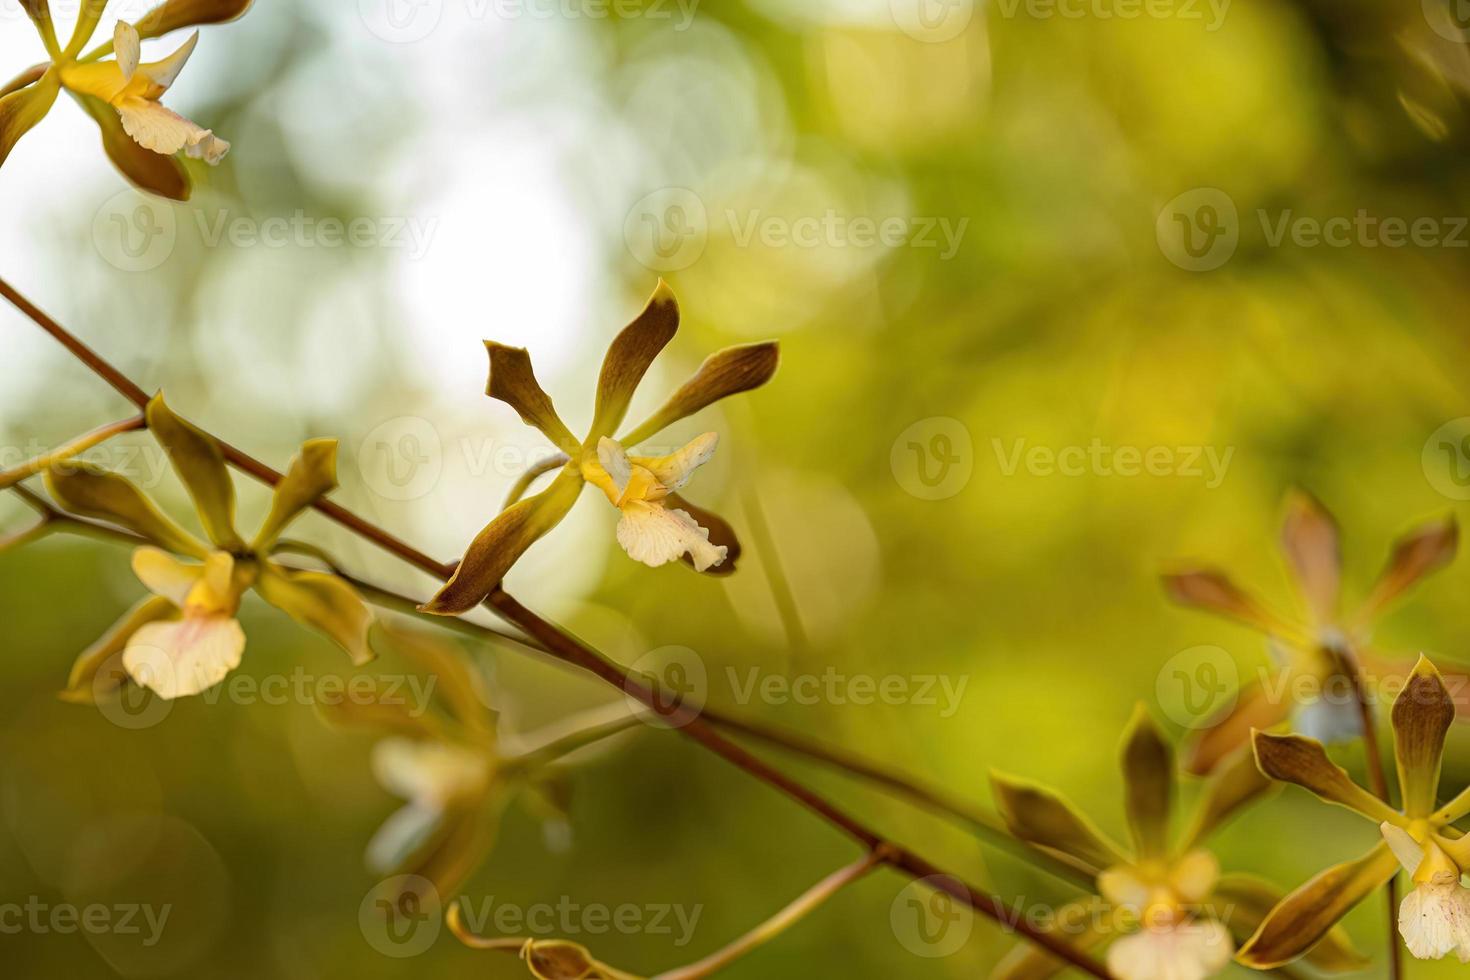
[[44, 462, 207, 557]]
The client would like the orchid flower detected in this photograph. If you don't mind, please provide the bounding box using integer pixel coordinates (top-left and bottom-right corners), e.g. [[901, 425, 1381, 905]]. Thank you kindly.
[[1239, 656, 1470, 968], [1163, 491, 1457, 773], [991, 706, 1365, 980], [2, 0, 250, 199], [422, 282, 779, 615], [51, 393, 373, 702]]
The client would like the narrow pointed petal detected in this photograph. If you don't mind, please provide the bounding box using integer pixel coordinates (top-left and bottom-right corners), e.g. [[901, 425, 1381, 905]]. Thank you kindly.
[[253, 439, 337, 552], [0, 72, 60, 169], [44, 462, 208, 558], [990, 771, 1125, 873], [586, 281, 679, 441], [483, 342, 581, 455], [137, 30, 197, 90], [665, 493, 741, 575], [62, 0, 106, 58], [59, 596, 177, 704], [422, 468, 584, 615], [1120, 704, 1172, 858], [1236, 843, 1399, 969], [146, 393, 243, 550], [72, 90, 191, 200], [1380, 822, 1427, 877], [1209, 874, 1370, 973], [1392, 656, 1456, 817], [619, 342, 780, 447], [1181, 677, 1292, 776], [1180, 745, 1277, 851], [134, 0, 254, 41], [20, 0, 60, 55], [1161, 568, 1300, 639], [256, 562, 374, 666], [631, 431, 718, 491], [1359, 517, 1458, 621], [1252, 731, 1399, 823], [1281, 490, 1341, 625], [123, 613, 245, 699]]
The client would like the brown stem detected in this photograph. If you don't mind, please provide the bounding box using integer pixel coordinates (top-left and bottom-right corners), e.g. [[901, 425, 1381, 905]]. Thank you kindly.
[[1343, 646, 1401, 980], [0, 413, 145, 490], [0, 278, 1113, 979]]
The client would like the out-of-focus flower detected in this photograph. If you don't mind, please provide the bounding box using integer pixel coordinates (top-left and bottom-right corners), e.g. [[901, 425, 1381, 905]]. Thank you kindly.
[[51, 393, 373, 701], [1240, 656, 1470, 968], [1, 0, 250, 199], [1163, 490, 1458, 772], [990, 706, 1365, 980], [423, 282, 779, 615]]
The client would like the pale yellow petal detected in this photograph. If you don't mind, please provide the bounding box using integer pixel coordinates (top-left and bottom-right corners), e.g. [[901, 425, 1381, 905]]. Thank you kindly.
[[114, 21, 141, 81], [131, 545, 203, 607], [615, 500, 726, 571], [1106, 921, 1233, 980], [115, 96, 226, 163], [632, 431, 718, 492], [139, 30, 198, 91], [122, 614, 245, 699]]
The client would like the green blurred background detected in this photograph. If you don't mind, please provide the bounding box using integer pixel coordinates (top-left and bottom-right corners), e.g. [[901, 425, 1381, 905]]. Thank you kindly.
[[6, 0, 1470, 975]]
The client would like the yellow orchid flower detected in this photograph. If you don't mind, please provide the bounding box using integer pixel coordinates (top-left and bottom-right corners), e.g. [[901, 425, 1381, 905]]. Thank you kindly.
[[1, 0, 250, 199], [50, 393, 374, 702], [990, 706, 1365, 980], [422, 282, 779, 616], [1162, 491, 1459, 773], [1239, 655, 1470, 968]]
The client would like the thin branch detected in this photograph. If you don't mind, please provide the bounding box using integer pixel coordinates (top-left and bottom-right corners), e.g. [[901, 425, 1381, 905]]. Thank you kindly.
[[0, 413, 144, 490], [1345, 644, 1401, 980], [654, 848, 887, 980], [0, 279, 1115, 978], [502, 453, 569, 509]]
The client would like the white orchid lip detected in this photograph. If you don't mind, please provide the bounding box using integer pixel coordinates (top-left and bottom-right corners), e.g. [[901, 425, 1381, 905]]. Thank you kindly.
[[583, 434, 727, 572], [1381, 821, 1470, 962]]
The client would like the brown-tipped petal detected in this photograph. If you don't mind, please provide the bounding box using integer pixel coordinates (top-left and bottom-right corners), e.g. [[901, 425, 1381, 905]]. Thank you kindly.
[[586, 281, 678, 441], [1235, 843, 1398, 970], [73, 91, 190, 200], [618, 341, 780, 447], [666, 493, 741, 576], [256, 563, 375, 666], [1281, 490, 1341, 626], [1120, 704, 1173, 858], [1358, 517, 1458, 622], [1210, 874, 1370, 973], [1391, 655, 1455, 817], [1181, 677, 1292, 776], [146, 394, 243, 550], [989, 899, 1111, 980], [378, 620, 496, 741], [1160, 568, 1297, 638], [483, 343, 582, 455], [0, 72, 59, 169], [990, 772, 1124, 873], [1252, 731, 1399, 823], [59, 596, 177, 704], [135, 0, 254, 39], [421, 468, 584, 616], [253, 439, 337, 552], [19, 0, 59, 52], [1181, 745, 1278, 851], [44, 462, 208, 558]]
